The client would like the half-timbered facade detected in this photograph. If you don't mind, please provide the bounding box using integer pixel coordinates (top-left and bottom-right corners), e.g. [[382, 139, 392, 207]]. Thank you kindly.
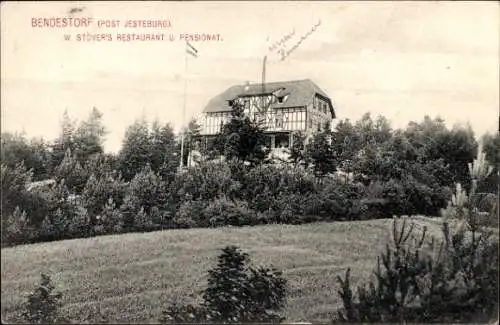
[[197, 79, 335, 162]]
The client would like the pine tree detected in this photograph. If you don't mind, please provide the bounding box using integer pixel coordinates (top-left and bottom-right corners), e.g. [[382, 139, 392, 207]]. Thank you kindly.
[[214, 103, 270, 166], [118, 118, 152, 181], [183, 118, 202, 165], [150, 120, 179, 180], [51, 110, 76, 170], [21, 274, 63, 324], [74, 107, 106, 163]]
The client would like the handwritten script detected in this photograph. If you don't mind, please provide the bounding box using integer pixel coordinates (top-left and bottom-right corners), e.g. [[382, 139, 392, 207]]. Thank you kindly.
[[268, 20, 321, 61]]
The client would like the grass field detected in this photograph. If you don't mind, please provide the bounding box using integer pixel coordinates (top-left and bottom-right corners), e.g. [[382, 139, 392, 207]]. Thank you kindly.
[[1, 217, 444, 323]]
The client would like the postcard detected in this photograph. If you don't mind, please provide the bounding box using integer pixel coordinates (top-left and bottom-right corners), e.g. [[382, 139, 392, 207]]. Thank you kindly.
[[1, 2, 498, 324]]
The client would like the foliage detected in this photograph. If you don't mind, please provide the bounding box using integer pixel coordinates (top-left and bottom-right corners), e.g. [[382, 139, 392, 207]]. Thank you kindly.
[[173, 199, 207, 228], [1, 162, 33, 217], [73, 107, 107, 163], [1, 132, 52, 181], [288, 131, 308, 167], [182, 117, 202, 166], [203, 196, 259, 227], [21, 274, 63, 324], [118, 118, 153, 181], [120, 164, 168, 231], [150, 120, 179, 182], [81, 171, 126, 224], [171, 161, 241, 203], [53, 149, 88, 195], [93, 198, 124, 235], [305, 121, 336, 176], [51, 108, 106, 171], [335, 145, 499, 323], [213, 102, 270, 165], [479, 132, 500, 195], [2, 207, 33, 246], [161, 246, 287, 323]]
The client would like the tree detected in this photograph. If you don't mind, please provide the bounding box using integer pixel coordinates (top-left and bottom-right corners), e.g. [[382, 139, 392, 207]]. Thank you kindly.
[[214, 103, 270, 165], [73, 107, 106, 163], [306, 121, 336, 177], [289, 131, 307, 167], [1, 132, 52, 181], [120, 164, 168, 231], [53, 149, 87, 194], [51, 110, 77, 170], [331, 119, 360, 175], [118, 118, 152, 181], [150, 120, 179, 182], [183, 117, 202, 165], [404, 117, 477, 188], [1, 162, 33, 217], [480, 132, 500, 194], [21, 274, 63, 324]]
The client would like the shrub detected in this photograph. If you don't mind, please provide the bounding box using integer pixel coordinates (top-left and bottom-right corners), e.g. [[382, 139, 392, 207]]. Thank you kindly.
[[20, 274, 64, 324], [133, 207, 156, 232], [93, 198, 124, 235], [335, 146, 499, 323], [174, 199, 207, 228], [161, 246, 287, 323], [81, 172, 126, 223], [203, 196, 259, 227], [53, 149, 88, 194], [1, 162, 33, 217], [1, 207, 33, 246], [171, 161, 241, 203], [120, 164, 169, 231], [335, 217, 498, 323], [242, 165, 317, 214], [37, 205, 91, 242]]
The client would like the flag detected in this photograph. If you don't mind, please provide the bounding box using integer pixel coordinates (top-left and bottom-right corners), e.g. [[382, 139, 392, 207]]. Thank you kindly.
[[186, 41, 198, 58]]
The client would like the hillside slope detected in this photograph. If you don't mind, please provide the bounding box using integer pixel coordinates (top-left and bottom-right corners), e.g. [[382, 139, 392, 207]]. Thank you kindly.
[[1, 217, 442, 323]]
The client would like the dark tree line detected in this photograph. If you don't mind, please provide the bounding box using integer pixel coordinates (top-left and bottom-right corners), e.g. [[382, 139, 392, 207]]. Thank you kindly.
[[1, 106, 498, 246]]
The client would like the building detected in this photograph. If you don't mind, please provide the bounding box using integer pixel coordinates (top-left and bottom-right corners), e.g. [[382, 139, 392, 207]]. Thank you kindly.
[[193, 79, 336, 164]]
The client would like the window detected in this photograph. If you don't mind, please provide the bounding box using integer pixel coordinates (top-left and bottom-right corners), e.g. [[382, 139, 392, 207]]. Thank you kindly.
[[309, 119, 313, 129]]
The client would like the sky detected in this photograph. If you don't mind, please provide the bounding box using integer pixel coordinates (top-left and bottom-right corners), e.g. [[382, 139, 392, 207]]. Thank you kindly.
[[1, 1, 499, 153]]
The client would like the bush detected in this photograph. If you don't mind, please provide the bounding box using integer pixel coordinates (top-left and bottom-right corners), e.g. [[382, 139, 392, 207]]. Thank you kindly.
[[2, 207, 33, 246], [93, 198, 124, 235], [81, 172, 126, 224], [335, 217, 498, 323], [242, 165, 318, 214], [171, 162, 241, 203], [120, 165, 169, 231], [161, 246, 287, 323], [174, 199, 207, 228], [203, 196, 259, 227], [20, 274, 64, 324], [203, 246, 286, 322], [335, 147, 499, 323]]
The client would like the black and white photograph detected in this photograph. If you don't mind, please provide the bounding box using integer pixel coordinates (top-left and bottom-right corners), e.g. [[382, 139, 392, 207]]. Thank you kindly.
[[1, 1, 499, 324]]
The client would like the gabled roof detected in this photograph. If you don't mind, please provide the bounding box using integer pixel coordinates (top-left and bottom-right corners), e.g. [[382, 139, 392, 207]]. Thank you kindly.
[[203, 79, 336, 118]]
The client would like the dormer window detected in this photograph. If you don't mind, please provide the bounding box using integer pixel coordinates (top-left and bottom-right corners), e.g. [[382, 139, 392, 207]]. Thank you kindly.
[[277, 94, 289, 104], [228, 100, 233, 107]]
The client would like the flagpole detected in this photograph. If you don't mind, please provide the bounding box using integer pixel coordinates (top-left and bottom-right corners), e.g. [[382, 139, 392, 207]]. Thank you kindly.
[[180, 41, 188, 170]]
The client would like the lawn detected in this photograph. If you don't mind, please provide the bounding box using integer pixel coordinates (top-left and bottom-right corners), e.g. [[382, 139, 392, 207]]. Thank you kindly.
[[1, 217, 443, 323]]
